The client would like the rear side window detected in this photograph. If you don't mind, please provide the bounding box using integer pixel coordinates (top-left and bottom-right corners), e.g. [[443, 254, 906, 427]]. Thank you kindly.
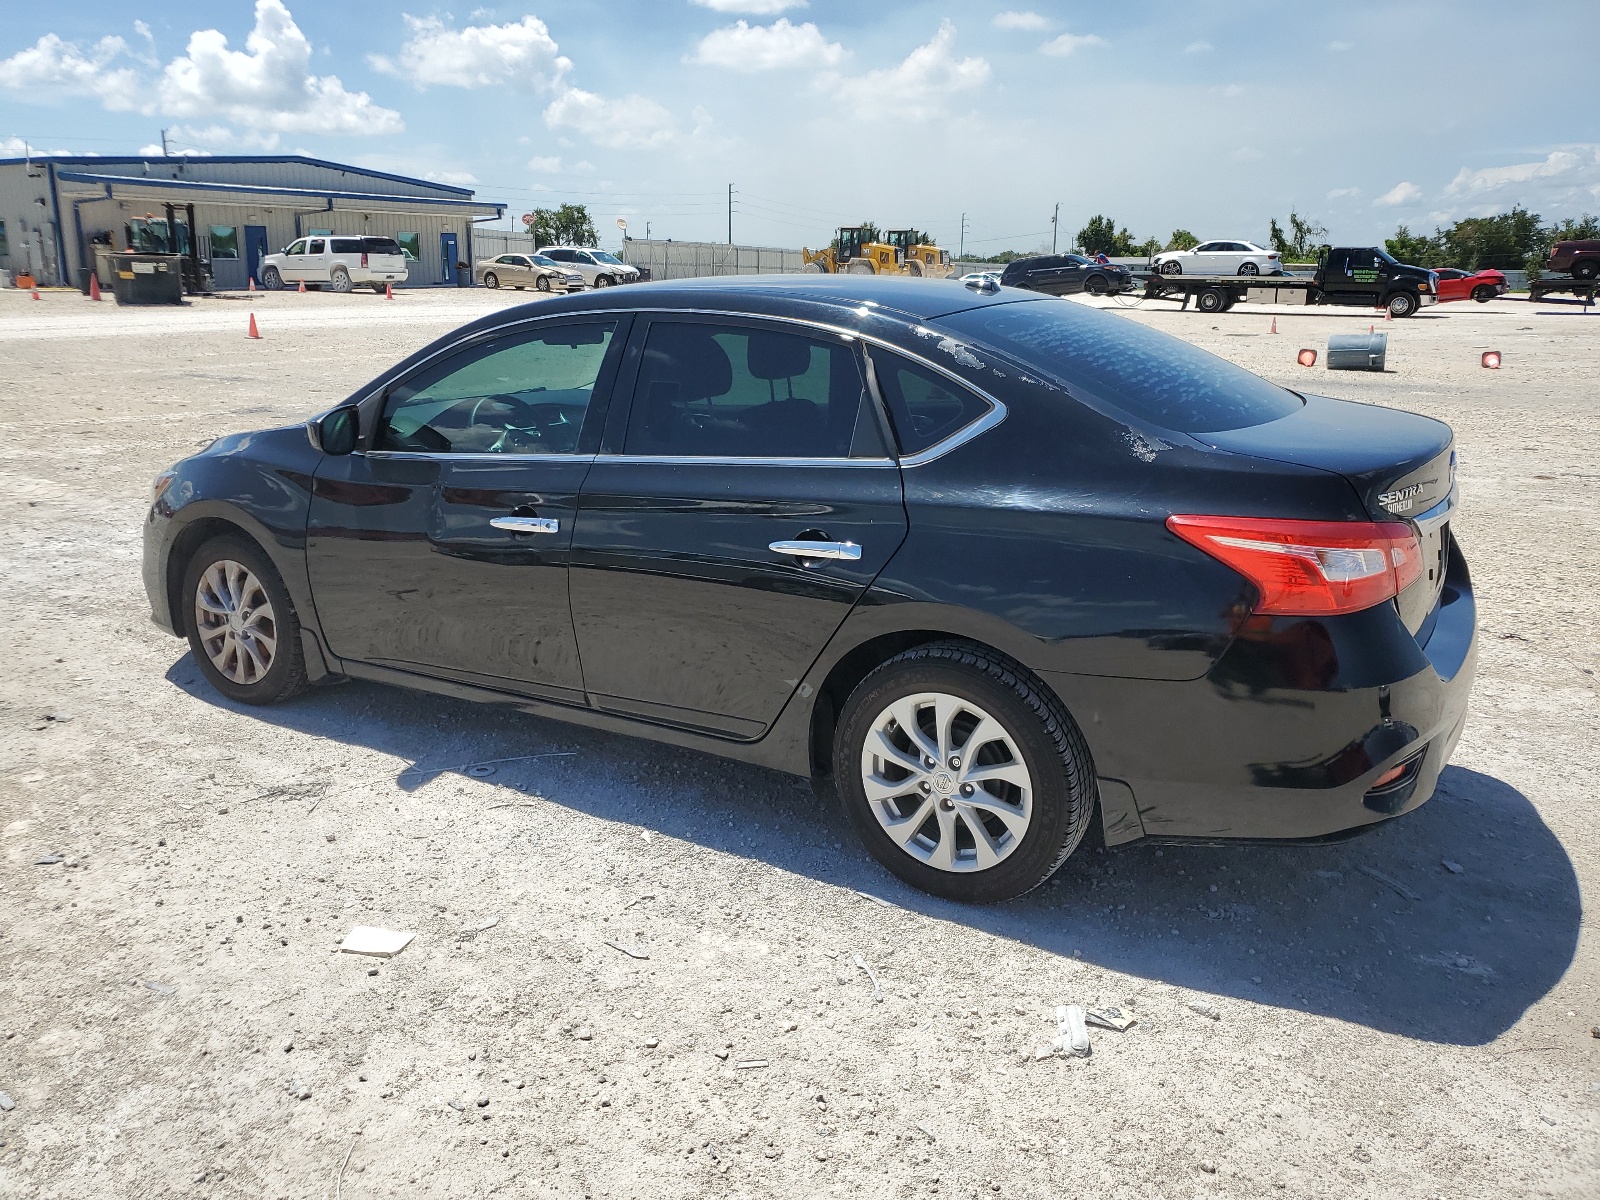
[[308, 239, 326, 254], [331, 238, 362, 253], [869, 350, 991, 456], [363, 237, 402, 255], [623, 322, 870, 459], [939, 300, 1303, 434]]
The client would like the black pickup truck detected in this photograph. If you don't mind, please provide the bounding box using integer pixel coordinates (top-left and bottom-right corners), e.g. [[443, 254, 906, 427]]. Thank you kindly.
[[1141, 246, 1440, 317]]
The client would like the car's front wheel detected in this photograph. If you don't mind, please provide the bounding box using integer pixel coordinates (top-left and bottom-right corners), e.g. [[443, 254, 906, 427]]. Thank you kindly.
[[1161, 260, 1183, 275], [182, 536, 308, 706], [1085, 274, 1109, 295], [536, 275, 552, 292], [833, 642, 1095, 903], [261, 267, 283, 290], [1388, 290, 1418, 318], [594, 274, 614, 287]]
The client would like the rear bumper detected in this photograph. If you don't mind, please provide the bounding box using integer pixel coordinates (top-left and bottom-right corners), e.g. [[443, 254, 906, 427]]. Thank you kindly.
[[1044, 538, 1477, 842]]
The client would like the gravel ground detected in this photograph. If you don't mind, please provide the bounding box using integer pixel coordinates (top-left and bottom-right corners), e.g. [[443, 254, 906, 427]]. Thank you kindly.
[[0, 284, 1596, 1199]]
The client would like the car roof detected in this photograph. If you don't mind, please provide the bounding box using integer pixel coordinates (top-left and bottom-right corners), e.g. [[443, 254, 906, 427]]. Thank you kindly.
[[464, 274, 1043, 328]]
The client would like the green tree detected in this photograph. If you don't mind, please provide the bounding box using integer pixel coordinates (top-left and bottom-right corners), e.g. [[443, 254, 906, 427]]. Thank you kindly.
[[1166, 229, 1199, 251], [1385, 224, 1444, 267], [524, 203, 597, 248], [1268, 210, 1329, 262], [1438, 205, 1542, 271], [1076, 214, 1119, 256]]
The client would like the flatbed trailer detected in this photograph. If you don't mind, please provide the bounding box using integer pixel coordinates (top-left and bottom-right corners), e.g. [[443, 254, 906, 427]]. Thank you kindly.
[[1138, 272, 1320, 313], [1527, 277, 1597, 304]]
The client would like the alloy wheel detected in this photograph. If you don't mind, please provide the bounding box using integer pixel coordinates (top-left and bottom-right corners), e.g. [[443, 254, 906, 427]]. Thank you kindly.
[[193, 560, 278, 686], [859, 692, 1033, 873], [484, 272, 499, 289]]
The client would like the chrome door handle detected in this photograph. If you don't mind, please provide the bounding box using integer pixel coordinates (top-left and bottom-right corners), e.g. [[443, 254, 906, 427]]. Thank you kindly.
[[768, 539, 862, 561], [490, 515, 560, 534]]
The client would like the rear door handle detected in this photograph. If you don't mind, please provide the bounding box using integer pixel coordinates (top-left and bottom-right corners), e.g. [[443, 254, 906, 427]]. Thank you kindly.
[[490, 515, 560, 534], [768, 539, 861, 561]]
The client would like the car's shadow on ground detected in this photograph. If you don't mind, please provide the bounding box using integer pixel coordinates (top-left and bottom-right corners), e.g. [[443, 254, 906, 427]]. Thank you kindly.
[[167, 657, 1579, 1047]]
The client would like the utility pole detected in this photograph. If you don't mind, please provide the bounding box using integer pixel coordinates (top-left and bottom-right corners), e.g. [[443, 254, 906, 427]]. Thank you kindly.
[[1051, 202, 1060, 254], [958, 212, 968, 260], [728, 183, 734, 245], [160, 128, 170, 157], [645, 221, 651, 239]]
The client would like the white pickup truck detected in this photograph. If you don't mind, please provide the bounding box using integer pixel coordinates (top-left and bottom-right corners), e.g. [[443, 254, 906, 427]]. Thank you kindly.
[[258, 235, 410, 293]]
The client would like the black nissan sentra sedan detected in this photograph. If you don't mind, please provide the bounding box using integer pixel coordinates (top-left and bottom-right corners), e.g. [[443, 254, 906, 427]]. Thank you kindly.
[[144, 276, 1475, 903]]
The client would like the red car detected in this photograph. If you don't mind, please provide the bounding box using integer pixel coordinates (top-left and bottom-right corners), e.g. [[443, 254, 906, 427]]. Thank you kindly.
[[1432, 267, 1507, 303]]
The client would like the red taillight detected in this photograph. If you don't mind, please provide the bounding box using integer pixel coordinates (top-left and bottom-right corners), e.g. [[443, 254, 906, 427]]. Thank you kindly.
[[1167, 514, 1424, 616], [361, 252, 369, 267]]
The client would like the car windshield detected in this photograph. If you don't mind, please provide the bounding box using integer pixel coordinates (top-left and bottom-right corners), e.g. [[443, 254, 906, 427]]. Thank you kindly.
[[939, 300, 1304, 434], [1376, 247, 1400, 264], [590, 251, 624, 265], [531, 255, 559, 267]]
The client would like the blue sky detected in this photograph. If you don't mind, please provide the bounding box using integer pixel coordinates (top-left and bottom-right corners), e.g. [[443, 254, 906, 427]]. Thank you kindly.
[[1, 1, 1595, 255]]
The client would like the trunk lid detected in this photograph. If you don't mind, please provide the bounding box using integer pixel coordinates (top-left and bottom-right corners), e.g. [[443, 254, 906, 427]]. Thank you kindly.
[[1194, 394, 1455, 636]]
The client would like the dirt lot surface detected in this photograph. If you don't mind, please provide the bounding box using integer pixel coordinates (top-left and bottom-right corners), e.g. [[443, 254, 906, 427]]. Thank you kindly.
[[1, 284, 1596, 1199]]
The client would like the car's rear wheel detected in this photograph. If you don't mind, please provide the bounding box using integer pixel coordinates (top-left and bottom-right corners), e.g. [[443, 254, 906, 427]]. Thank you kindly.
[[484, 271, 499, 289], [833, 642, 1095, 903], [536, 275, 552, 292], [1471, 285, 1494, 302], [1238, 261, 1259, 276], [329, 267, 353, 293], [182, 536, 307, 706], [261, 267, 282, 290], [1197, 286, 1227, 313], [1387, 290, 1418, 318], [370, 283, 386, 294], [1573, 260, 1598, 281]]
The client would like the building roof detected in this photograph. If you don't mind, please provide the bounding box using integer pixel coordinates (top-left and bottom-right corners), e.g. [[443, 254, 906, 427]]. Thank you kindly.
[[53, 169, 502, 215], [0, 154, 475, 198]]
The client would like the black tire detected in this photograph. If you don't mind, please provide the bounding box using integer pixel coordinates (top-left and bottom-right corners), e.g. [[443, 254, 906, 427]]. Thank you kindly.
[[536, 275, 552, 292], [1471, 285, 1494, 303], [1387, 290, 1418, 318], [1085, 274, 1109, 296], [181, 535, 308, 706], [1238, 261, 1259, 276], [329, 267, 353, 294], [261, 267, 283, 291], [1163, 260, 1183, 275], [1197, 287, 1227, 313], [832, 641, 1096, 903], [595, 274, 614, 287], [484, 272, 499, 289], [370, 283, 386, 294], [1572, 260, 1598, 281]]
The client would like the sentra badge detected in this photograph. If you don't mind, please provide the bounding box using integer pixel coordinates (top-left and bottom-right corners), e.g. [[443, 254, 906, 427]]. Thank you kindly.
[[1378, 479, 1436, 513]]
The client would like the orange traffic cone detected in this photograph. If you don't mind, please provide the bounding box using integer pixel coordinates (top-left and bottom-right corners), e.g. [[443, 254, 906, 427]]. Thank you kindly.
[[1384, 307, 1393, 321], [248, 276, 256, 292], [1369, 323, 1375, 333], [297, 279, 306, 293], [247, 312, 261, 339], [88, 275, 101, 301], [1269, 316, 1277, 334], [385, 282, 393, 300], [30, 286, 41, 301]]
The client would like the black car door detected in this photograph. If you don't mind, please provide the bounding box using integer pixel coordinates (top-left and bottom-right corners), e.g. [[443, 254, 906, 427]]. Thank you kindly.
[[305, 316, 628, 703], [568, 316, 907, 739]]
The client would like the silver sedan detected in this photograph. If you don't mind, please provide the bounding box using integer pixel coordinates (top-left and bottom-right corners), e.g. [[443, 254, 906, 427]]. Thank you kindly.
[[476, 254, 584, 292]]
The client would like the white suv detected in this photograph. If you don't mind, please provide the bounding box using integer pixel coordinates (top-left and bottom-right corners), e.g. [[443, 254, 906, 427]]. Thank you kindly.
[[538, 247, 641, 287], [259, 235, 410, 293]]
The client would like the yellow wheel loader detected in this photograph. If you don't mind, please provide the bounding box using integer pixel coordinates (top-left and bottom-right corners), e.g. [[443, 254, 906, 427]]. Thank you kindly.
[[801, 226, 952, 277]]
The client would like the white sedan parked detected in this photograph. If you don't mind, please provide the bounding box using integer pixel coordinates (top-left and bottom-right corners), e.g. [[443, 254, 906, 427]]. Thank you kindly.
[[1151, 240, 1282, 277]]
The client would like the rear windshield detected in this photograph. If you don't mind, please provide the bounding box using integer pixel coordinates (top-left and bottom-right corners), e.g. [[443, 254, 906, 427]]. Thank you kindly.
[[939, 300, 1303, 434], [362, 237, 403, 254]]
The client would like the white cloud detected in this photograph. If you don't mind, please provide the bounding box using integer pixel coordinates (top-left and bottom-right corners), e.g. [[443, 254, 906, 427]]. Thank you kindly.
[[690, 18, 843, 70], [1446, 148, 1592, 195], [528, 155, 563, 173], [1040, 32, 1105, 57], [0, 135, 81, 156], [1184, 40, 1214, 53], [690, 0, 807, 12], [993, 11, 1050, 31], [0, 33, 141, 109], [1328, 40, 1354, 51], [832, 21, 989, 121], [1327, 186, 1361, 199], [421, 168, 478, 185], [137, 143, 211, 156], [544, 86, 677, 149], [157, 1, 402, 135], [369, 14, 570, 91], [1374, 181, 1423, 207]]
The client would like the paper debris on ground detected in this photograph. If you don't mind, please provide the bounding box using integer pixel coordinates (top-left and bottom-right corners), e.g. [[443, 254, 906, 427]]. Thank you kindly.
[[339, 926, 416, 958], [0, 1089, 15, 1111], [735, 1059, 769, 1070], [853, 953, 886, 1002], [1053, 1004, 1091, 1057], [1084, 1005, 1137, 1032], [141, 980, 177, 996]]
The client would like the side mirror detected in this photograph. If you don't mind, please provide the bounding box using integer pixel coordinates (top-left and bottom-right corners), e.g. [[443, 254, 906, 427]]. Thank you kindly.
[[307, 405, 359, 455]]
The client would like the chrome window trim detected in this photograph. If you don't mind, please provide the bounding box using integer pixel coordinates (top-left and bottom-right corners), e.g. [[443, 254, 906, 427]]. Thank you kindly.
[[362, 305, 1007, 467], [362, 450, 598, 465], [594, 454, 897, 469]]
